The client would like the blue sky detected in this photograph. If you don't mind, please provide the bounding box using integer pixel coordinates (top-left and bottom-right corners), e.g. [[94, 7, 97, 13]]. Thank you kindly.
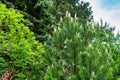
[[100, 0, 120, 10], [83, 0, 120, 34]]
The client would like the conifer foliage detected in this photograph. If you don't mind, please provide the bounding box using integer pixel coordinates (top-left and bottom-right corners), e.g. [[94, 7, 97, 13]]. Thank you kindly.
[[1, 0, 55, 42], [44, 12, 116, 80], [1, 0, 93, 42]]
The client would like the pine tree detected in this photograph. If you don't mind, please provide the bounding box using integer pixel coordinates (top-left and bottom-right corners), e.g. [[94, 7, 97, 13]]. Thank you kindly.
[[44, 12, 116, 79]]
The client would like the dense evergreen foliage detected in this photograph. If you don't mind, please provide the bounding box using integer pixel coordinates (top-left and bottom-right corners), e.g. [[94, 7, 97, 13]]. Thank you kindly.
[[0, 0, 120, 80], [1, 0, 55, 42], [1, 0, 92, 42]]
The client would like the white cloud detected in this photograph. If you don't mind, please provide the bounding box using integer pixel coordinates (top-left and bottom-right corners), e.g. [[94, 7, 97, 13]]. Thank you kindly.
[[83, 0, 120, 34]]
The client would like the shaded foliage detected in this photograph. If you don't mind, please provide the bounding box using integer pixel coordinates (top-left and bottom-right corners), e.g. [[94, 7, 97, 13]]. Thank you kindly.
[[1, 0, 93, 42], [1, 0, 55, 42]]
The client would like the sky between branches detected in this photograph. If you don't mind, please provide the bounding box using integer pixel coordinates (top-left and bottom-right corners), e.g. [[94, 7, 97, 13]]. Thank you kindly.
[[83, 0, 120, 34]]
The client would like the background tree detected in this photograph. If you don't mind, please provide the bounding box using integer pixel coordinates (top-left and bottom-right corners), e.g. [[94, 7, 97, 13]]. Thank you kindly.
[[52, 0, 93, 23], [1, 0, 93, 42], [1, 0, 55, 42], [112, 34, 120, 79]]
